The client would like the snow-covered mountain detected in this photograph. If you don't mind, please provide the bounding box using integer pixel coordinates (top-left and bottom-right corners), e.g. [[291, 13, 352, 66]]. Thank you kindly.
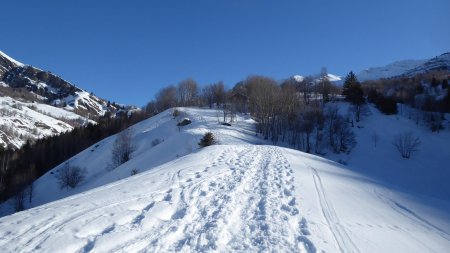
[[357, 59, 427, 81], [405, 52, 450, 77], [357, 52, 450, 81], [0, 50, 136, 149], [0, 106, 449, 252], [291, 73, 342, 84]]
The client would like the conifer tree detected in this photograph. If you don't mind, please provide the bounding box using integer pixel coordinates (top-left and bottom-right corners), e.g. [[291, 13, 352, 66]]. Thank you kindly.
[[342, 71, 364, 105]]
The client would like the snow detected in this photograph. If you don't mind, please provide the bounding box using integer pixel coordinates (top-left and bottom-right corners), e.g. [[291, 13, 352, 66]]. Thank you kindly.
[[292, 74, 342, 83], [0, 107, 449, 252], [0, 96, 91, 148], [63, 91, 107, 116], [293, 75, 304, 82], [357, 59, 427, 81], [325, 73, 341, 82], [0, 50, 25, 67], [405, 52, 450, 77]]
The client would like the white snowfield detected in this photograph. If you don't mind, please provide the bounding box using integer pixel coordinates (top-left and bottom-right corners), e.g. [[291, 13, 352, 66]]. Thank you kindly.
[[0, 107, 449, 252]]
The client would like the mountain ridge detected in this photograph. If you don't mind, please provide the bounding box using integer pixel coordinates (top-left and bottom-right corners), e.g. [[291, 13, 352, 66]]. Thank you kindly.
[[0, 50, 137, 149]]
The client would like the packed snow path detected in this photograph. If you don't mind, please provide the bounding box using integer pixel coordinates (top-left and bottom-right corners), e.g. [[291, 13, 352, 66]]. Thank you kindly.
[[1, 105, 450, 252], [0, 146, 316, 252], [1, 145, 449, 252]]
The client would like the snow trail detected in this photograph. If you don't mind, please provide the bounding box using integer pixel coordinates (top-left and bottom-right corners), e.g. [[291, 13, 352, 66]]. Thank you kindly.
[[310, 166, 360, 253]]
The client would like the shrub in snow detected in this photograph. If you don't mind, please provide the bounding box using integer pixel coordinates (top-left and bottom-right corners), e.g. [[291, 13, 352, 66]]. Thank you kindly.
[[56, 163, 86, 189], [111, 129, 135, 168], [172, 109, 180, 118], [392, 132, 420, 159], [177, 118, 192, 126], [151, 138, 162, 147], [130, 168, 139, 176], [198, 132, 216, 147]]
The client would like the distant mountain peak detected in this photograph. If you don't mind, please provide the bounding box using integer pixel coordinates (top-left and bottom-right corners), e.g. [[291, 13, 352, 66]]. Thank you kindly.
[[292, 75, 304, 82]]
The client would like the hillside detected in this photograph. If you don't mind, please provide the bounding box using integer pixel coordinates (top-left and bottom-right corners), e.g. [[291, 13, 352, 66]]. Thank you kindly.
[[0, 96, 92, 149], [357, 59, 427, 81], [0, 50, 135, 149], [0, 106, 449, 252], [357, 52, 450, 81]]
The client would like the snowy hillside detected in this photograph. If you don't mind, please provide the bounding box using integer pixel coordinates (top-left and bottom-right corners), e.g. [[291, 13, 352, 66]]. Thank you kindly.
[[405, 52, 450, 76], [0, 50, 137, 148], [0, 106, 449, 252], [357, 59, 427, 81], [357, 52, 450, 81], [0, 96, 91, 149]]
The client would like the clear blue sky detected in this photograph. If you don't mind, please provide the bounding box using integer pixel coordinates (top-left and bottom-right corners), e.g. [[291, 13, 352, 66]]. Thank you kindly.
[[2, 0, 449, 106]]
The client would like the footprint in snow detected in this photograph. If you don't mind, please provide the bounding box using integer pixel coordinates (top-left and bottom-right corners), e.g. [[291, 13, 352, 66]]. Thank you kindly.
[[163, 191, 172, 201]]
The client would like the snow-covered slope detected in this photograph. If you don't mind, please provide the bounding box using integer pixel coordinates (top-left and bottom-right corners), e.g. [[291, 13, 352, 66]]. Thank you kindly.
[[357, 59, 427, 81], [0, 96, 91, 149], [0, 50, 137, 148], [405, 52, 450, 76], [1, 144, 449, 253], [357, 52, 450, 81], [0, 106, 449, 252]]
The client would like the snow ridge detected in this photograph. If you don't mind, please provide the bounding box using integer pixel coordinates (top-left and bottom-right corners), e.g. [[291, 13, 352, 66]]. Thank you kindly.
[[0, 50, 24, 67]]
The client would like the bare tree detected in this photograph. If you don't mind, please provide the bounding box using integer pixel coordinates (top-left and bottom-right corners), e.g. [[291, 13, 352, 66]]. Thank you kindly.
[[202, 84, 215, 109], [349, 103, 370, 123], [392, 132, 420, 159], [155, 86, 177, 111], [56, 163, 86, 189], [325, 106, 356, 153], [177, 79, 199, 106], [111, 129, 135, 168]]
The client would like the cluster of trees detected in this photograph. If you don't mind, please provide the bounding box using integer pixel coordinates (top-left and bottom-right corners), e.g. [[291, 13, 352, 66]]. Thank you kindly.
[[228, 74, 356, 154], [143, 72, 357, 155], [145, 79, 226, 114], [0, 110, 150, 205], [362, 71, 450, 113], [367, 90, 398, 114]]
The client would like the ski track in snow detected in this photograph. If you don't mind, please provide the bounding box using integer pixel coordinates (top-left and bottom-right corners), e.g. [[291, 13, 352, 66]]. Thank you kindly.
[[373, 189, 450, 242], [309, 166, 360, 253]]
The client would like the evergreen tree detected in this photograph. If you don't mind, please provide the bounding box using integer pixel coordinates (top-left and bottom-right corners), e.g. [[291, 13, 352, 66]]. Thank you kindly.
[[342, 71, 364, 105]]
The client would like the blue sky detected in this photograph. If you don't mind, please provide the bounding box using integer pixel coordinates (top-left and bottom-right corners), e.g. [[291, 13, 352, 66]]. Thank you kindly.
[[2, 0, 449, 106]]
